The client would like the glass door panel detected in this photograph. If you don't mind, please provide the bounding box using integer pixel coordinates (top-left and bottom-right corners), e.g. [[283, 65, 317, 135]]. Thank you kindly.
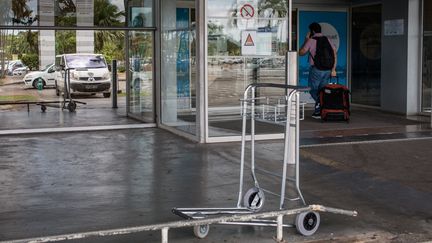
[[207, 0, 290, 137], [423, 35, 432, 112], [128, 31, 154, 122], [351, 5, 382, 106], [422, 0, 432, 112], [160, 0, 197, 135]]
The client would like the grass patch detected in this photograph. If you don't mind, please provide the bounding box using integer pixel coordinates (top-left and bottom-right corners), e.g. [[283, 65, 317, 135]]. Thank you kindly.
[[0, 95, 38, 102]]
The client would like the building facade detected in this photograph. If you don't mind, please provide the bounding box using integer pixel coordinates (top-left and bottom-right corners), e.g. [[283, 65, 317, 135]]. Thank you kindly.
[[0, 0, 430, 142]]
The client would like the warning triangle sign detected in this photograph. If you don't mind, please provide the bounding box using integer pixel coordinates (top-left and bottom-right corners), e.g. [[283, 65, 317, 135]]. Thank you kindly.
[[244, 34, 254, 46]]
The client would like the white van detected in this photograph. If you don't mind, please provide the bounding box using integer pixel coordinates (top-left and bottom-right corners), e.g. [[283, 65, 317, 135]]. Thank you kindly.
[[55, 53, 111, 98]]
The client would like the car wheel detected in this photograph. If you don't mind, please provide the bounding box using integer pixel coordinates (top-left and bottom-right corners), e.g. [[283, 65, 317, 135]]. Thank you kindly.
[[103, 92, 111, 98], [33, 79, 45, 90]]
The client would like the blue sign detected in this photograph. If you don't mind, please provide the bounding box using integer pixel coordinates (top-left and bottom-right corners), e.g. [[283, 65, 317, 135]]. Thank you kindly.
[[298, 11, 348, 86], [176, 8, 190, 98]]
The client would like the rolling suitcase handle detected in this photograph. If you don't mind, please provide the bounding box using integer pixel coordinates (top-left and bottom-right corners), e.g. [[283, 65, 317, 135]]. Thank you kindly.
[[329, 75, 339, 85]]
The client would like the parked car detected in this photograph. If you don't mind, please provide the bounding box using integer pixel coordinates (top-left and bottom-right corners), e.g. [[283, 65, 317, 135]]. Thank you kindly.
[[7, 60, 28, 76], [13, 66, 29, 76], [55, 53, 111, 98], [23, 63, 56, 89]]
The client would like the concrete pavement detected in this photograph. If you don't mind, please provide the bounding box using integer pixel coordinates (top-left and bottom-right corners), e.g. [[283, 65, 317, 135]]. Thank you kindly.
[[0, 128, 432, 242]]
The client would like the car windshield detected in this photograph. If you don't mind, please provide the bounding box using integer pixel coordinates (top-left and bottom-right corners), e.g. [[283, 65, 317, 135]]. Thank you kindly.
[[40, 64, 53, 71], [65, 55, 107, 69]]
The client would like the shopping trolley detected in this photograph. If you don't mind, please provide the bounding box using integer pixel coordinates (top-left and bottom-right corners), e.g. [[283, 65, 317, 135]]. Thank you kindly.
[[172, 83, 354, 239]]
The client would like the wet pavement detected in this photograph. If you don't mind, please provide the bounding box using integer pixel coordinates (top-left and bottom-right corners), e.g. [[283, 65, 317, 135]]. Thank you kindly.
[[0, 76, 137, 131], [1, 128, 432, 242], [0, 103, 139, 131]]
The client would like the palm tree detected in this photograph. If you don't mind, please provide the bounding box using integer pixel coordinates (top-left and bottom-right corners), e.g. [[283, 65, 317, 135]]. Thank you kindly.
[[11, 0, 40, 66], [12, 0, 32, 24], [55, 0, 76, 26], [94, 0, 125, 52]]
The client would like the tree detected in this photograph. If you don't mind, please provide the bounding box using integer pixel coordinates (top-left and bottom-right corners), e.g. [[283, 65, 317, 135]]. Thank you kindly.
[[258, 0, 288, 18], [12, 0, 32, 24], [21, 53, 38, 70], [56, 31, 76, 55], [0, 1, 11, 78], [10, 31, 38, 55], [94, 0, 125, 53], [8, 0, 40, 67], [55, 0, 76, 26]]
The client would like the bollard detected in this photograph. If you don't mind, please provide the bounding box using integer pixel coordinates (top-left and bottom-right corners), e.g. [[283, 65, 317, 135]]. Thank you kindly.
[[112, 60, 118, 108]]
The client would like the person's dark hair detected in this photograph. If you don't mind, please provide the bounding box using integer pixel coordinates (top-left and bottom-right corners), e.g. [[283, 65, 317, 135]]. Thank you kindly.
[[308, 22, 322, 34]]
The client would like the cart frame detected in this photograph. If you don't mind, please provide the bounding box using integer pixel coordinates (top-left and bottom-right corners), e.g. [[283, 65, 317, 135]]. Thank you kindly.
[[173, 83, 346, 238]]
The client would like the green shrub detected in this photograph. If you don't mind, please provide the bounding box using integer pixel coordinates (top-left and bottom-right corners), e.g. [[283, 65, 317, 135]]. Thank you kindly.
[[21, 54, 39, 70]]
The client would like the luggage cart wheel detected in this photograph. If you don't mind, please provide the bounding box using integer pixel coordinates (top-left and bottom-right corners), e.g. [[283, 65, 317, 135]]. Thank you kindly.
[[41, 105, 47, 112], [295, 211, 320, 236], [243, 187, 265, 212], [193, 224, 209, 239], [67, 101, 77, 112]]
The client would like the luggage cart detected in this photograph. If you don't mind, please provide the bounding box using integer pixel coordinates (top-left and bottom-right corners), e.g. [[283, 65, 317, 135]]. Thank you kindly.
[[173, 83, 342, 238], [40, 68, 86, 112]]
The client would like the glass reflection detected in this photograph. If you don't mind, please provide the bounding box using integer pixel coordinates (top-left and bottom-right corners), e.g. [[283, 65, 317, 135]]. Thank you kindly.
[[129, 31, 154, 122], [0, 0, 156, 28], [207, 0, 289, 137], [161, 0, 197, 135], [422, 36, 432, 112], [128, 0, 153, 27], [351, 5, 381, 107], [422, 0, 432, 112]]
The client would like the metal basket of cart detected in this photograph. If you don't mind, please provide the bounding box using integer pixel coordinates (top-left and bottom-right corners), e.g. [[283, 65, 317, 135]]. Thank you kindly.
[[172, 83, 356, 239]]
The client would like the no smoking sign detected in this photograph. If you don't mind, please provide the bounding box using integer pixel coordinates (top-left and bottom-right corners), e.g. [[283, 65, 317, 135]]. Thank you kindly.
[[240, 3, 255, 19]]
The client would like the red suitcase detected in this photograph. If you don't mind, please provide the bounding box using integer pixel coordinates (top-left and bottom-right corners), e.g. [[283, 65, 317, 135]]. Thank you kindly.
[[319, 80, 350, 122]]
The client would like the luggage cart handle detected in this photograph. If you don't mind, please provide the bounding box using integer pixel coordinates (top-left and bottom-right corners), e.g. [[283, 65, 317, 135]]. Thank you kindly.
[[246, 83, 311, 92]]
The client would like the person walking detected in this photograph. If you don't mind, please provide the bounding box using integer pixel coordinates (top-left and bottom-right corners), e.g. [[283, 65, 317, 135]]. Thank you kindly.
[[299, 22, 337, 119]]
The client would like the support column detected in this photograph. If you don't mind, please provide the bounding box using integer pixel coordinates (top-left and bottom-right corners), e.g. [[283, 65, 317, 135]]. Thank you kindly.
[[76, 0, 94, 53], [381, 0, 421, 115], [38, 0, 55, 68]]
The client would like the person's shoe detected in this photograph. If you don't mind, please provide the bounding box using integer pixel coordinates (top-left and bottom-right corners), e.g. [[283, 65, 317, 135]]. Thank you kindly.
[[311, 111, 321, 119]]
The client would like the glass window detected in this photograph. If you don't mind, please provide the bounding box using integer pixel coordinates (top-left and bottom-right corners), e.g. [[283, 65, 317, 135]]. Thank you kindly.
[[422, 36, 432, 112], [0, 0, 155, 28], [94, 0, 125, 27], [64, 54, 107, 68], [55, 0, 76, 27], [207, 0, 291, 137], [422, 0, 432, 112], [0, 0, 39, 26], [160, 0, 197, 135], [351, 5, 382, 107], [128, 31, 154, 122], [424, 0, 432, 31], [128, 0, 153, 27]]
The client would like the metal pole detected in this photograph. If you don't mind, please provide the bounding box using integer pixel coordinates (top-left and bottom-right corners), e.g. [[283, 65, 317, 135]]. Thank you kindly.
[[238, 87, 250, 207], [112, 60, 118, 108], [4, 205, 357, 243], [295, 92, 305, 205], [276, 215, 284, 242], [288, 0, 292, 51], [251, 87, 257, 186], [161, 227, 169, 243]]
